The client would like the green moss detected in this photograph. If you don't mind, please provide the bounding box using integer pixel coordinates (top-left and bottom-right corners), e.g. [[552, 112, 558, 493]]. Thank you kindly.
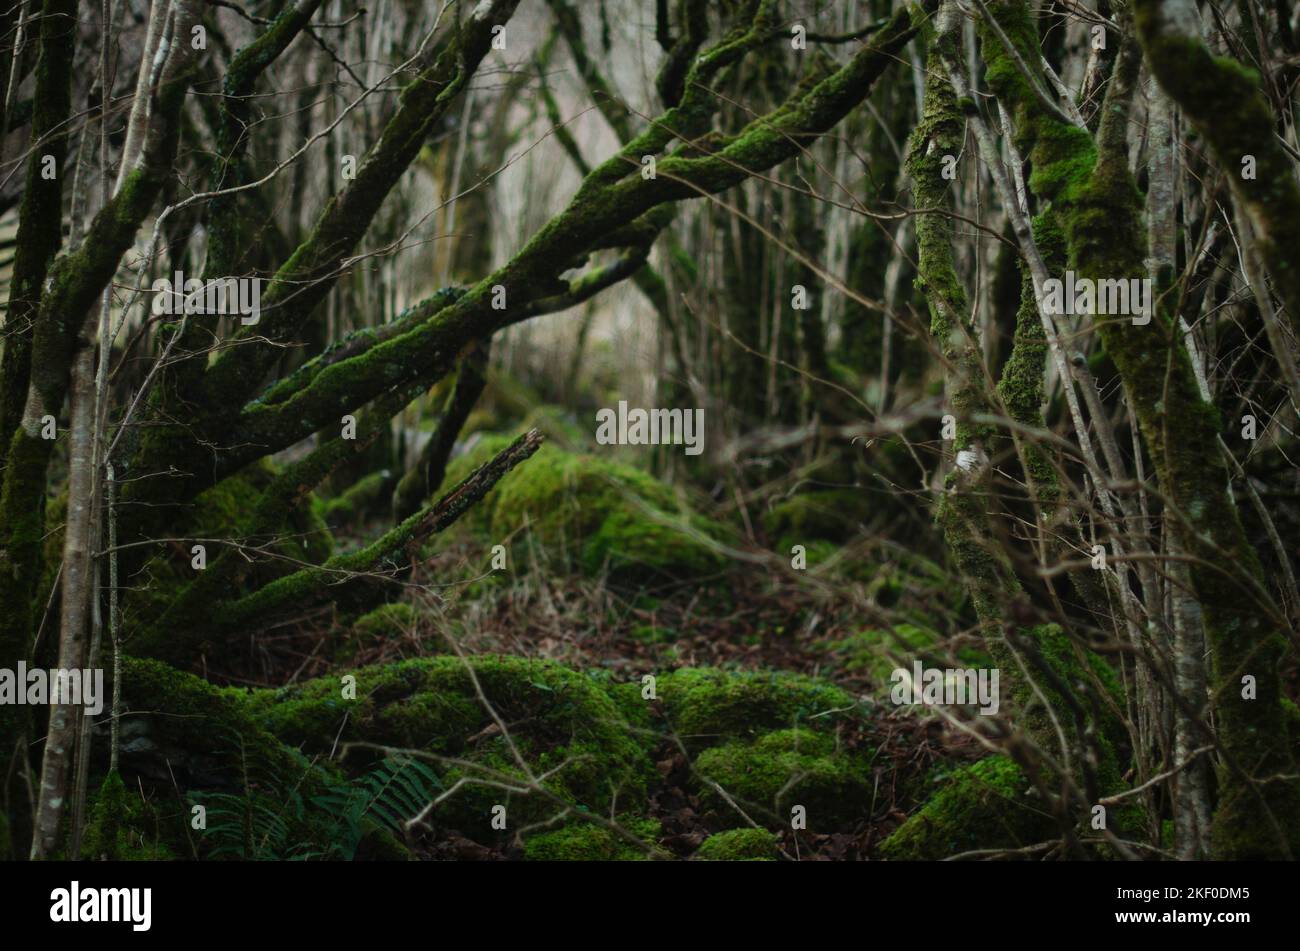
[[82, 771, 174, 861], [821, 623, 991, 690], [658, 667, 862, 745], [781, 539, 852, 576], [354, 824, 413, 861], [434, 434, 513, 533], [976, 0, 1300, 859], [907, 37, 998, 451], [1024, 122, 1096, 202], [1284, 698, 1300, 754], [35, 487, 68, 613], [823, 624, 932, 682], [438, 435, 727, 582], [120, 659, 337, 784], [189, 460, 334, 564], [761, 489, 872, 543], [993, 215, 1061, 506], [335, 602, 437, 663], [876, 755, 1055, 860], [320, 469, 391, 527], [351, 602, 419, 640], [522, 816, 660, 860], [694, 729, 873, 827], [518, 405, 590, 449], [629, 622, 677, 644], [695, 827, 780, 860], [1004, 623, 1127, 757], [585, 670, 656, 735], [465, 369, 544, 435], [243, 655, 655, 829], [124, 458, 334, 635], [296, 487, 335, 563], [115, 658, 342, 858]]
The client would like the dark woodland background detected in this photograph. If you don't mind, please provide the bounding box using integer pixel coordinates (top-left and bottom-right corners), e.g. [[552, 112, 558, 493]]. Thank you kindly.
[[1, 0, 1299, 863]]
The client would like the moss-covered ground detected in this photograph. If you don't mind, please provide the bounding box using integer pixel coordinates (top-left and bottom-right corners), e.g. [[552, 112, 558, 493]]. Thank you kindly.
[[86, 419, 1147, 861]]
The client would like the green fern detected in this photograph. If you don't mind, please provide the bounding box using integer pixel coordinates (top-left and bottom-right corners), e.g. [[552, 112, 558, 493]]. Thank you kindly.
[[189, 788, 324, 860], [188, 727, 441, 860], [312, 756, 443, 859], [186, 731, 326, 860]]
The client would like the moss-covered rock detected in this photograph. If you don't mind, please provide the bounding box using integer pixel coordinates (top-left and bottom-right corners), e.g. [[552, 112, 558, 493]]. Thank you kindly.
[[438, 434, 727, 582], [875, 755, 1055, 860], [583, 669, 657, 735], [242, 655, 656, 829], [119, 657, 337, 791], [114, 657, 342, 859], [695, 827, 780, 860], [522, 816, 660, 860], [658, 667, 863, 745], [693, 728, 872, 826]]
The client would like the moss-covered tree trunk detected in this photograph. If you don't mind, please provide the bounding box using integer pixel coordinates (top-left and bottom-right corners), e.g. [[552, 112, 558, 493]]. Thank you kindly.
[[0, 0, 81, 858], [983, 0, 1300, 858]]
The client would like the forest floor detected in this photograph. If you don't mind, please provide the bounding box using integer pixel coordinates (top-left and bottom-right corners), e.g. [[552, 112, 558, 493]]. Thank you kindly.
[[97, 413, 1030, 861], [205, 524, 985, 860]]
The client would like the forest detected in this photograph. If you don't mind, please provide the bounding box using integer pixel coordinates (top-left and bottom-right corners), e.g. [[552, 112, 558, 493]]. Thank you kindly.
[[0, 0, 1298, 866]]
